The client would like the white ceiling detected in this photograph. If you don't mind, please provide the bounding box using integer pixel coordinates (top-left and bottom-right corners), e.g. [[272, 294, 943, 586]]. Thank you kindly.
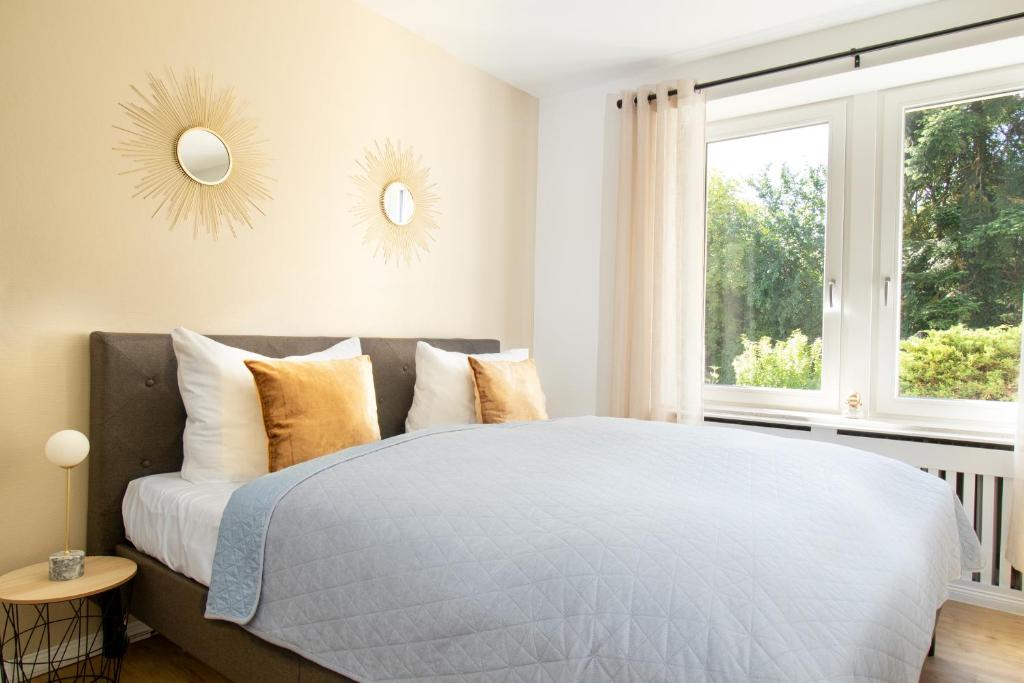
[[356, 0, 937, 96]]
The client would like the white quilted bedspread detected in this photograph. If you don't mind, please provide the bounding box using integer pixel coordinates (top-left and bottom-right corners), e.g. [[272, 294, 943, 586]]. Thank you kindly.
[[206, 417, 981, 682]]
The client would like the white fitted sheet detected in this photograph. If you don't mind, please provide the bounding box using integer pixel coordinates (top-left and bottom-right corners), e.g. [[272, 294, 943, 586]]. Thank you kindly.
[[123, 472, 241, 586]]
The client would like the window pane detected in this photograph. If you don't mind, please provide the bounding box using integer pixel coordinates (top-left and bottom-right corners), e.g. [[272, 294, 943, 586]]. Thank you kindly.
[[704, 124, 829, 390], [899, 92, 1024, 402]]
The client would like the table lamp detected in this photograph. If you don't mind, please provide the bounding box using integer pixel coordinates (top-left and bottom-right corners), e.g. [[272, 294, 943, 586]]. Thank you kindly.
[[45, 430, 89, 581]]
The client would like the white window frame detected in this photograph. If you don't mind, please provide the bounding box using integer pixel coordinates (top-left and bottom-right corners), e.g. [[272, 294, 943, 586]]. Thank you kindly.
[[873, 65, 1024, 428], [703, 100, 847, 413]]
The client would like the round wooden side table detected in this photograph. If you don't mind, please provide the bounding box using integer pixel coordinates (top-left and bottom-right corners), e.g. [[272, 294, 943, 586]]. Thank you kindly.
[[0, 556, 136, 682]]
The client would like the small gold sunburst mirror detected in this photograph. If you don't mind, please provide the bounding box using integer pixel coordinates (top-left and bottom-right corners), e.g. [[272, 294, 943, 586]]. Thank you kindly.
[[114, 69, 272, 239], [352, 140, 439, 266]]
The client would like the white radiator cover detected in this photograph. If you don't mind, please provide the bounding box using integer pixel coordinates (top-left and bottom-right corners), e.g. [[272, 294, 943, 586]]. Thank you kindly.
[[707, 421, 1023, 614]]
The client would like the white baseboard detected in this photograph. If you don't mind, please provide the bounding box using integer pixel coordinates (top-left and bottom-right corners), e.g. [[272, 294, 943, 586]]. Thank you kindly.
[[949, 580, 1024, 615], [2, 618, 153, 681]]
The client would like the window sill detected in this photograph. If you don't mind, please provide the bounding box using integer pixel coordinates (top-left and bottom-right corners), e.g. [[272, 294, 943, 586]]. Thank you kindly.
[[703, 404, 1015, 448]]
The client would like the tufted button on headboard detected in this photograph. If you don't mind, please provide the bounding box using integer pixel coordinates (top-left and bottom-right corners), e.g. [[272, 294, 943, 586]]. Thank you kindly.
[[87, 332, 498, 556]]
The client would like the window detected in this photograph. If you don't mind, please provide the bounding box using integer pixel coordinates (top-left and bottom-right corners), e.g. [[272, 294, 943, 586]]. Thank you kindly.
[[897, 92, 1023, 402], [703, 66, 1024, 434], [706, 124, 828, 390], [704, 103, 845, 412], [876, 69, 1024, 428]]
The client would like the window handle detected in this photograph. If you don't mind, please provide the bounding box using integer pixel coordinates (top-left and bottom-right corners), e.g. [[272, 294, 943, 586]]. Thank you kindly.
[[883, 277, 891, 307], [828, 279, 837, 309]]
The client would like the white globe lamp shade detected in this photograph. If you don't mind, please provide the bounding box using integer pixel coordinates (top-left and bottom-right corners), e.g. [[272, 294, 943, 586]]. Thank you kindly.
[[45, 430, 90, 468]]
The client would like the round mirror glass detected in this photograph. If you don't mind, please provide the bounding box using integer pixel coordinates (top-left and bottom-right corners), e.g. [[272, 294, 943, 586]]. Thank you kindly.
[[176, 128, 232, 185], [382, 182, 415, 226]]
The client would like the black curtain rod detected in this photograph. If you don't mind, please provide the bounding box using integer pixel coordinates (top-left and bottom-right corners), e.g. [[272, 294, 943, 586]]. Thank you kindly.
[[616, 11, 1024, 109]]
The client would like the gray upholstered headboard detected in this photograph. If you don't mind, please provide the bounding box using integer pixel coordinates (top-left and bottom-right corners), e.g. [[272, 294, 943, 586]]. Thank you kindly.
[[87, 333, 499, 556]]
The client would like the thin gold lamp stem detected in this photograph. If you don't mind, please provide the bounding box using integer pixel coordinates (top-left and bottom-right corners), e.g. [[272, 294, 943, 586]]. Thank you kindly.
[[64, 465, 72, 554]]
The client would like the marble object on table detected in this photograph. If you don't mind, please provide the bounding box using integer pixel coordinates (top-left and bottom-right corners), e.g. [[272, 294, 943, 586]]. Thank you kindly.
[[49, 549, 85, 581]]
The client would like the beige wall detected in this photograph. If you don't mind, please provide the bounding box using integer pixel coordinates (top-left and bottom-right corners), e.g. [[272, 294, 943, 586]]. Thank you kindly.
[[0, 0, 537, 572]]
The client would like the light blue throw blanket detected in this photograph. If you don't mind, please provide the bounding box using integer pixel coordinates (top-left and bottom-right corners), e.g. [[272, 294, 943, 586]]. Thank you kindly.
[[206, 423, 494, 623], [206, 417, 979, 682]]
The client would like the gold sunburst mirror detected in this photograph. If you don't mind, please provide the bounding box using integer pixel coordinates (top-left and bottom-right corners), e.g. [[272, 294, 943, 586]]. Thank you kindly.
[[114, 69, 272, 239], [352, 140, 439, 266]]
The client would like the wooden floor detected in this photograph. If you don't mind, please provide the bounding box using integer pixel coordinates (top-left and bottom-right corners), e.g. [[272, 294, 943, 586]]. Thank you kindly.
[[99, 601, 1023, 682], [921, 601, 1024, 682], [120, 635, 230, 683]]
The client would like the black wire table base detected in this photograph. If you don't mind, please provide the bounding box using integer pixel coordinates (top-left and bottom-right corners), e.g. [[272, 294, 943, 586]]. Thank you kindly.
[[1, 582, 132, 683]]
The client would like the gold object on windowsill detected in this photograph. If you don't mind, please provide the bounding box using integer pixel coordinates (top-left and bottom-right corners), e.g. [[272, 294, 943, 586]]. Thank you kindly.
[[844, 391, 864, 419]]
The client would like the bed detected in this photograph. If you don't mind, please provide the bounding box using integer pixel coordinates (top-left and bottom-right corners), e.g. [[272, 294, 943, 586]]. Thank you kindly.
[[87, 332, 981, 683], [88, 332, 500, 682]]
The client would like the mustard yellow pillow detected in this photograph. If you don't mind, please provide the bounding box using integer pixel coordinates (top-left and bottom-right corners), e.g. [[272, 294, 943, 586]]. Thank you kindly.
[[468, 357, 548, 424], [244, 356, 381, 472]]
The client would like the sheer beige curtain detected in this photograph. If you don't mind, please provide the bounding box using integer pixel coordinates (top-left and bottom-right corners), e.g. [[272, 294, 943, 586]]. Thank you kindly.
[[1005, 305, 1024, 567], [611, 80, 707, 424]]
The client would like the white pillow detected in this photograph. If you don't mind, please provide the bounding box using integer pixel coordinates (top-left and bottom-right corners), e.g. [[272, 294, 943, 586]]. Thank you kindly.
[[405, 341, 528, 432], [172, 327, 362, 483]]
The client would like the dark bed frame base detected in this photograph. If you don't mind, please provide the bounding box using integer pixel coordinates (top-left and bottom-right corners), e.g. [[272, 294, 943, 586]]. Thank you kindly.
[[929, 607, 940, 657], [116, 544, 354, 683]]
